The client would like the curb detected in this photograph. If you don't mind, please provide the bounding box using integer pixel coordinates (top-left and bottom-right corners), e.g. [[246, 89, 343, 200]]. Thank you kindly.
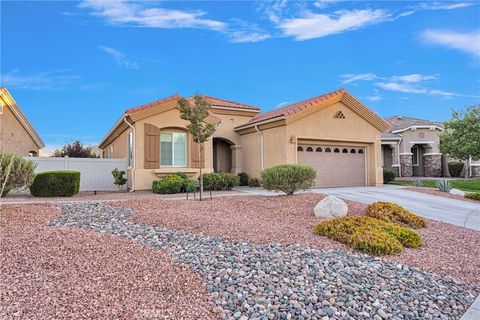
[[461, 294, 480, 320]]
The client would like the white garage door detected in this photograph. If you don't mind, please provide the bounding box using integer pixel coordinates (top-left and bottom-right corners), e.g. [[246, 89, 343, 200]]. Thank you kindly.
[[298, 144, 366, 187]]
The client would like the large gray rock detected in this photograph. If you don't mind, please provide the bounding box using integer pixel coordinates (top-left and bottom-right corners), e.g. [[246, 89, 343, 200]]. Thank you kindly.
[[449, 188, 465, 196], [314, 196, 348, 219]]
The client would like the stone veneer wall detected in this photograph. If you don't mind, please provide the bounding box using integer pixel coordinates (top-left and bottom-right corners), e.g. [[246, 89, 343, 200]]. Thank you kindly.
[[472, 165, 480, 177], [390, 166, 400, 177], [424, 154, 442, 177], [400, 154, 412, 177]]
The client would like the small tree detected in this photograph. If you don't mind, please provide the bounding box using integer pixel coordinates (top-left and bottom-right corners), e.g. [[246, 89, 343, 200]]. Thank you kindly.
[[0, 152, 37, 197], [178, 94, 217, 200], [53, 140, 98, 158], [440, 105, 480, 177], [111, 168, 127, 191]]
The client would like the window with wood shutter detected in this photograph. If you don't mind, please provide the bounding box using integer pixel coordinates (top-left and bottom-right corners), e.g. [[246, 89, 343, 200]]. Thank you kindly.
[[144, 123, 160, 169]]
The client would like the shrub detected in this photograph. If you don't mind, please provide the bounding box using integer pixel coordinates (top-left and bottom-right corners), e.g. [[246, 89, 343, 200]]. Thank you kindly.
[[465, 192, 480, 201], [414, 179, 423, 187], [152, 174, 184, 194], [185, 179, 198, 193], [111, 168, 127, 190], [238, 172, 249, 186], [314, 216, 422, 256], [201, 172, 240, 191], [448, 162, 464, 177], [248, 177, 261, 187], [0, 152, 37, 196], [383, 169, 396, 184], [436, 179, 452, 192], [261, 164, 316, 195], [365, 202, 427, 229], [30, 170, 80, 197]]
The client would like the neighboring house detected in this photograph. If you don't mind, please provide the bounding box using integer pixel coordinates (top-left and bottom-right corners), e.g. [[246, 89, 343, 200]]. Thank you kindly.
[[99, 89, 389, 190], [0, 87, 45, 156], [381, 116, 445, 177]]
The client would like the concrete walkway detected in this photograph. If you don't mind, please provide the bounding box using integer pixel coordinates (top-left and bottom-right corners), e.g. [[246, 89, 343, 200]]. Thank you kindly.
[[461, 294, 480, 320], [317, 185, 480, 231]]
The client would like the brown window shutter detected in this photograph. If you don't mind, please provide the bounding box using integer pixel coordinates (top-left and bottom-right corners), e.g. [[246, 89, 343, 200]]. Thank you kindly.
[[144, 123, 160, 169], [190, 136, 205, 168]]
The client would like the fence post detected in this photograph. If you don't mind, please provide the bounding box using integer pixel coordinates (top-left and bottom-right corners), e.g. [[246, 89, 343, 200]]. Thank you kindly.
[[64, 156, 69, 170]]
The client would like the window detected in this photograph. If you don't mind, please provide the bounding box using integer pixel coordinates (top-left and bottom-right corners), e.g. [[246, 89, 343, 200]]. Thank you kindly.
[[358, 149, 364, 154], [306, 147, 313, 152], [161, 132, 186, 167], [334, 148, 340, 153], [127, 131, 133, 166], [316, 147, 322, 152], [297, 146, 303, 152], [342, 148, 348, 153], [325, 147, 331, 152], [108, 145, 113, 158], [350, 149, 356, 153], [411, 146, 419, 166]]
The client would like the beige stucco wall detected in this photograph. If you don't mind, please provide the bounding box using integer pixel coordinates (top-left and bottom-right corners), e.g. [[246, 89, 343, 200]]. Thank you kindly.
[[396, 128, 442, 154], [0, 103, 39, 156], [239, 101, 384, 186]]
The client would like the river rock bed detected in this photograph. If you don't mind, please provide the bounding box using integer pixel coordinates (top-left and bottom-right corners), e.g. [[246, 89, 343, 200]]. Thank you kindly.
[[49, 202, 477, 320]]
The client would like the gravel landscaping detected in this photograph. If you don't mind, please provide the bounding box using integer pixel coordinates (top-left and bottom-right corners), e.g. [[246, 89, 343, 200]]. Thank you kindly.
[[0, 204, 215, 319], [48, 201, 478, 320], [118, 194, 480, 285]]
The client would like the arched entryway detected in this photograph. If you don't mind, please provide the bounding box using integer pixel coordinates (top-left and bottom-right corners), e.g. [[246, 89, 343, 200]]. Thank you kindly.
[[213, 138, 233, 173]]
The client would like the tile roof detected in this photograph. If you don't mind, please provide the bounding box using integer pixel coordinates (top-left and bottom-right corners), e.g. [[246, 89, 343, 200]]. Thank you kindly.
[[239, 88, 346, 126], [125, 94, 259, 114], [381, 132, 401, 139], [385, 115, 444, 132]]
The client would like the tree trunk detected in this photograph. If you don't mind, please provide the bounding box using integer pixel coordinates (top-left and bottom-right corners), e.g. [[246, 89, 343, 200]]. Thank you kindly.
[[198, 139, 203, 201]]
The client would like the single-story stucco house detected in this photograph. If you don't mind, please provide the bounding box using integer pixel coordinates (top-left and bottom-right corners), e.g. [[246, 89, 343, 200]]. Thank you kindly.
[[0, 87, 45, 156], [98, 89, 390, 190]]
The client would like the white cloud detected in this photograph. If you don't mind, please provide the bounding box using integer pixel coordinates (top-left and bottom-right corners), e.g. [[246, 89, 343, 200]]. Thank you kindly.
[[229, 31, 271, 43], [365, 95, 382, 102], [98, 45, 139, 69], [1, 69, 80, 90], [390, 74, 438, 83], [420, 29, 480, 57], [340, 73, 377, 84], [418, 2, 474, 10], [277, 101, 289, 107], [80, 0, 227, 31], [277, 9, 390, 41], [375, 81, 479, 98], [313, 0, 342, 9]]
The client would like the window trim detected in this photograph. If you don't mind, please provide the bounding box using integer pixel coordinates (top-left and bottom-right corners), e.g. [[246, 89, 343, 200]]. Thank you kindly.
[[160, 131, 187, 167]]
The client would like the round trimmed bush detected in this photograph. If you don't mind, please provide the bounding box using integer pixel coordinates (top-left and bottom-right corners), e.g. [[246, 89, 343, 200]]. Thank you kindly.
[[30, 170, 80, 197], [383, 168, 396, 183], [448, 162, 464, 177], [349, 227, 403, 256], [261, 164, 316, 195], [366, 201, 427, 229], [238, 172, 249, 186], [248, 177, 261, 187], [152, 174, 184, 194]]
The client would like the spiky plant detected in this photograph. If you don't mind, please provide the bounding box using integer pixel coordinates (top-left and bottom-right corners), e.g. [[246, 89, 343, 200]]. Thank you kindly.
[[436, 179, 453, 192]]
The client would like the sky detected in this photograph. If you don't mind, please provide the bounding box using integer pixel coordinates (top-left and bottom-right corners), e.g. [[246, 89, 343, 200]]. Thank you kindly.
[[1, 0, 479, 153]]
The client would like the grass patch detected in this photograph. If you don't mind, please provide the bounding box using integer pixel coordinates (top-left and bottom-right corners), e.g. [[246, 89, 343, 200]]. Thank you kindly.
[[366, 202, 427, 229], [389, 178, 480, 193], [465, 192, 480, 201], [314, 216, 422, 256]]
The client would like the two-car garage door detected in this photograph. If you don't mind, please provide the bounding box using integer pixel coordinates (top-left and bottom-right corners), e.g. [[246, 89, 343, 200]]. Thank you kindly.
[[298, 144, 366, 187]]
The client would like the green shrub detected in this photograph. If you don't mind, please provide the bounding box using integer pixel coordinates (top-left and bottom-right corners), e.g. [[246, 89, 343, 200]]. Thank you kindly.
[[0, 152, 37, 196], [30, 170, 80, 197], [465, 192, 480, 201], [383, 168, 396, 184], [238, 172, 249, 186], [313, 216, 422, 256], [248, 177, 261, 187], [152, 174, 184, 194], [185, 179, 198, 192], [366, 201, 427, 229], [111, 168, 127, 190], [448, 162, 464, 177], [261, 164, 316, 195], [201, 172, 240, 191]]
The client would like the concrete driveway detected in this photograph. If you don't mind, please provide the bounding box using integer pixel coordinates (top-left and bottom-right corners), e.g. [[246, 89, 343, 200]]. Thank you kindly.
[[316, 185, 480, 231]]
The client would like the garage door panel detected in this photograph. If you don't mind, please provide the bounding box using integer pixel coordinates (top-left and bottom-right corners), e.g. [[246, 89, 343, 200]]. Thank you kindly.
[[298, 144, 366, 187]]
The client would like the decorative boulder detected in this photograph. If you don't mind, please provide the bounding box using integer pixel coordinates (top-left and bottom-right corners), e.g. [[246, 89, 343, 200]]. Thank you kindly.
[[449, 188, 465, 196], [314, 196, 348, 219]]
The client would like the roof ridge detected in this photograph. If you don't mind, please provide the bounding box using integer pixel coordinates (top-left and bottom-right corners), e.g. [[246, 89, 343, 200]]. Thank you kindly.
[[201, 95, 260, 110], [125, 93, 181, 114]]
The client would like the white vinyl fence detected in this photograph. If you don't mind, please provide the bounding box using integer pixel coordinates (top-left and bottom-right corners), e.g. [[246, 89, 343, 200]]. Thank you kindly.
[[25, 157, 126, 191]]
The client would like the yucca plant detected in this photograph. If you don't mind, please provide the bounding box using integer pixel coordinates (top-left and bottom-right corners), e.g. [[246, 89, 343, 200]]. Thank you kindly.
[[436, 179, 452, 192], [414, 179, 423, 187]]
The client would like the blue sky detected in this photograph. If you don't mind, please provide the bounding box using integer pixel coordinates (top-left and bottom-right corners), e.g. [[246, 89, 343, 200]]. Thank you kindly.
[[1, 1, 479, 152]]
